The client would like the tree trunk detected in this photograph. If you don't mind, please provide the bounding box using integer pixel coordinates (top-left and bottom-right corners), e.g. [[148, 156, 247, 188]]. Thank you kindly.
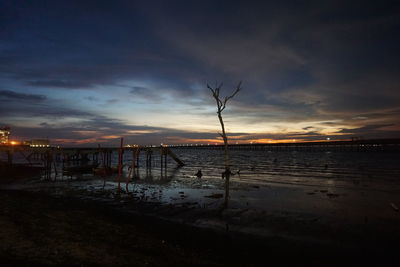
[[217, 111, 230, 208], [208, 81, 241, 209]]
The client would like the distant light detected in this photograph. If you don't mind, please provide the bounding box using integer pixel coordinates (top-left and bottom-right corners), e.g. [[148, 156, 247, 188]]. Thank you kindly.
[[10, 141, 17, 145], [327, 137, 330, 141], [292, 139, 296, 142]]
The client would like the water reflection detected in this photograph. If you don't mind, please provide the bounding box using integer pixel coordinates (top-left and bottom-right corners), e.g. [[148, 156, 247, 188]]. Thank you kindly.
[[9, 148, 397, 194]]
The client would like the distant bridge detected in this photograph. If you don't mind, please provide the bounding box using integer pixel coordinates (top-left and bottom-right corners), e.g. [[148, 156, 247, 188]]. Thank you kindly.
[[169, 138, 400, 152]]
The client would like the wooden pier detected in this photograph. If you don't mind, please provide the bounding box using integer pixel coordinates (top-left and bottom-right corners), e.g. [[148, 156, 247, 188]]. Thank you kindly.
[[0, 145, 184, 179]]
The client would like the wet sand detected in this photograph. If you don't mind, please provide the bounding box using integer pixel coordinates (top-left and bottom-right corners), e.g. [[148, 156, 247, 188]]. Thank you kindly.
[[1, 181, 400, 266], [2, 149, 400, 266]]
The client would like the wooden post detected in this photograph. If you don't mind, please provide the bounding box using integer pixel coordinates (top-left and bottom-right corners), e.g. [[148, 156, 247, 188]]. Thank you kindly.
[[108, 151, 111, 167], [149, 150, 152, 169], [53, 151, 58, 180], [146, 149, 152, 170], [146, 150, 148, 169], [62, 152, 65, 179], [46, 151, 52, 180], [130, 149, 136, 178], [118, 138, 123, 176], [7, 150, 13, 165], [117, 138, 123, 192], [160, 146, 164, 171], [166, 148, 184, 166]]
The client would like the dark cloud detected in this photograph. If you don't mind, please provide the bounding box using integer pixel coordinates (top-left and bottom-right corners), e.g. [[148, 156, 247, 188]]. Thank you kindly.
[[39, 122, 55, 127], [0, 91, 91, 119], [1, 1, 400, 144], [338, 124, 394, 134], [336, 124, 400, 139], [302, 126, 315, 131], [27, 80, 91, 89], [0, 90, 46, 101]]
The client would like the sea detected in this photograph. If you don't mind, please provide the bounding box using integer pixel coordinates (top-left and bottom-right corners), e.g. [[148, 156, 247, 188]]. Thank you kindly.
[[115, 148, 400, 192], [2, 148, 400, 219], [3, 148, 400, 192]]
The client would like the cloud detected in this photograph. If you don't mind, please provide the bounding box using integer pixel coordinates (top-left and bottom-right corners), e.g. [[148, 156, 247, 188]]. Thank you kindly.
[[105, 98, 119, 104], [27, 79, 91, 89], [7, 118, 228, 146], [336, 124, 400, 139], [302, 126, 315, 131], [0, 90, 46, 101], [0, 90, 92, 120], [0, 1, 399, 144], [338, 124, 394, 134], [130, 86, 164, 103], [85, 96, 99, 102]]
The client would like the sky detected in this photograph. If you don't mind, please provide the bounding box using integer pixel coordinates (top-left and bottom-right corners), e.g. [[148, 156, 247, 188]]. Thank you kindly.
[[1, 0, 400, 146]]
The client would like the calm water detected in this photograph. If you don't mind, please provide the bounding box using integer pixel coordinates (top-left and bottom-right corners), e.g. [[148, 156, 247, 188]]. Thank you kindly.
[[112, 149, 400, 192], [4, 148, 400, 224], [3, 149, 400, 192]]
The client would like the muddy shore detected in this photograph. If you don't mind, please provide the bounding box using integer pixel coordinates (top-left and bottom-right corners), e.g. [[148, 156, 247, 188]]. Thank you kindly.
[[1, 186, 400, 266]]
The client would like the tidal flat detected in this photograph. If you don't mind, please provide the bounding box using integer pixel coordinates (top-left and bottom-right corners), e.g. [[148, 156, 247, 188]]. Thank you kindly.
[[1, 149, 400, 266]]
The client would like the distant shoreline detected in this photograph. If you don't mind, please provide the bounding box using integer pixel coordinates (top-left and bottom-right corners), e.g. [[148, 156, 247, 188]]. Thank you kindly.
[[1, 137, 400, 150]]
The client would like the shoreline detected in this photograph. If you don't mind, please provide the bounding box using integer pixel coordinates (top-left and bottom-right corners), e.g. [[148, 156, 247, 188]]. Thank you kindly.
[[1, 173, 400, 265], [3, 174, 400, 235], [1, 188, 399, 266]]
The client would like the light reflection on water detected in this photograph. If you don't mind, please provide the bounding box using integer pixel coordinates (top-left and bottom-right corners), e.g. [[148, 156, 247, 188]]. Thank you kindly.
[[5, 149, 400, 223], [4, 149, 400, 193], [161, 149, 400, 191]]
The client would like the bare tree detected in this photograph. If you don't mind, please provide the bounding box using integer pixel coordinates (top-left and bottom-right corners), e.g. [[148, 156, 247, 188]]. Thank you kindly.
[[208, 81, 242, 208]]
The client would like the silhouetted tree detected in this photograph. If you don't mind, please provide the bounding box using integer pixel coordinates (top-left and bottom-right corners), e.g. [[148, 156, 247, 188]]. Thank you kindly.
[[208, 81, 242, 208]]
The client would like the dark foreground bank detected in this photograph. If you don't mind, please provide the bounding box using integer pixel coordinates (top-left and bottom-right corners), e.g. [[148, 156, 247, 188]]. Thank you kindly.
[[0, 189, 399, 266]]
